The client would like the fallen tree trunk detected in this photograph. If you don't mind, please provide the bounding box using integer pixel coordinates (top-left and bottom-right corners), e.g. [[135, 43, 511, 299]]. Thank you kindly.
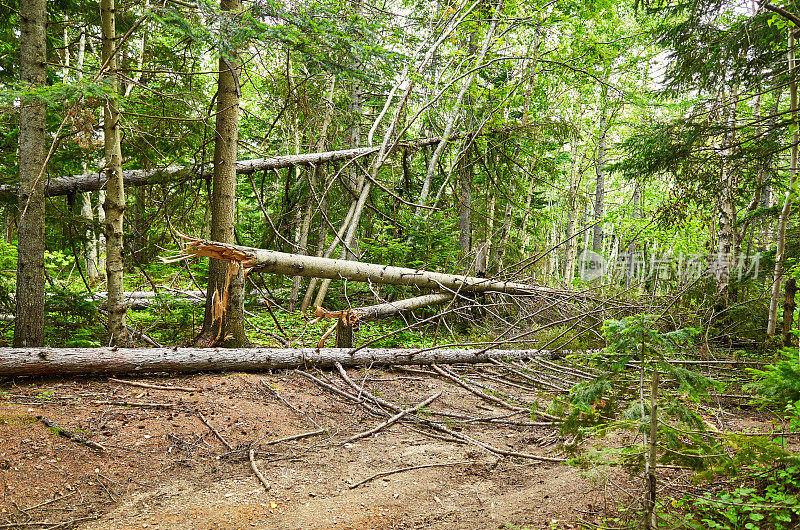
[[316, 293, 456, 322], [182, 238, 559, 298], [0, 137, 448, 200], [0, 347, 566, 376]]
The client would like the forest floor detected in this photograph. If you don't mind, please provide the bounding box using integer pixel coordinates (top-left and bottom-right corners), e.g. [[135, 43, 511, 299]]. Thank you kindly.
[[0, 362, 781, 529]]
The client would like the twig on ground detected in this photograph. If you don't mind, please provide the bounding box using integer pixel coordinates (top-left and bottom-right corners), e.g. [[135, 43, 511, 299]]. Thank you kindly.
[[21, 492, 76, 513], [249, 447, 271, 492], [348, 461, 473, 489], [265, 429, 327, 445], [91, 400, 176, 409], [198, 412, 233, 450], [431, 364, 524, 412], [258, 380, 320, 428], [108, 378, 200, 392], [333, 363, 564, 462], [345, 392, 441, 444], [38, 417, 105, 452]]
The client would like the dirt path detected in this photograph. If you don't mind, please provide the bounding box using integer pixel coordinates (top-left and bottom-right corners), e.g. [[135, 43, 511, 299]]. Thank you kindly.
[[1, 364, 755, 529]]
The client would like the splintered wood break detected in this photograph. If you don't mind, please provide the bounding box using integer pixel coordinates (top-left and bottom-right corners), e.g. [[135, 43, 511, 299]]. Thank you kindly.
[[314, 307, 361, 325], [180, 237, 258, 269]]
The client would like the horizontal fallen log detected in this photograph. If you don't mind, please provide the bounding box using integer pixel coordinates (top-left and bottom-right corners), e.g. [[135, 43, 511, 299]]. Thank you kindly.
[[181, 238, 559, 297], [0, 137, 448, 200], [0, 347, 566, 377]]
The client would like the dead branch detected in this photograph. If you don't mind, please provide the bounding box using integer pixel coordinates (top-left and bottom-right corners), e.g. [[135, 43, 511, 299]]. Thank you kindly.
[[108, 378, 201, 392], [38, 416, 105, 452], [348, 461, 474, 489], [344, 391, 441, 444]]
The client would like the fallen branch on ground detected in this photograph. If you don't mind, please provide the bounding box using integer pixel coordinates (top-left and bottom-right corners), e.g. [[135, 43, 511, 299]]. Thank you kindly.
[[344, 391, 441, 444], [348, 461, 475, 489], [38, 416, 105, 452], [109, 377, 201, 392]]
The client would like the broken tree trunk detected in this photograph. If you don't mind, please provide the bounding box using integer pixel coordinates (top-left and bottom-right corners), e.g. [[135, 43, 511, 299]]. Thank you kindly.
[[315, 293, 455, 323], [0, 347, 567, 377], [180, 238, 559, 297], [0, 137, 454, 200], [316, 293, 456, 348]]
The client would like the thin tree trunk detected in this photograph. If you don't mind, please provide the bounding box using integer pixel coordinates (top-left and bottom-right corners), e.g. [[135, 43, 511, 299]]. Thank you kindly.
[[593, 100, 607, 253], [14, 0, 47, 347], [625, 184, 640, 290], [783, 278, 797, 347], [72, 31, 98, 282], [97, 189, 106, 275], [643, 368, 659, 530], [197, 0, 248, 347], [563, 139, 581, 284], [458, 136, 473, 256], [101, 0, 128, 346], [416, 0, 502, 212], [715, 89, 737, 299], [290, 77, 335, 311], [768, 30, 798, 336]]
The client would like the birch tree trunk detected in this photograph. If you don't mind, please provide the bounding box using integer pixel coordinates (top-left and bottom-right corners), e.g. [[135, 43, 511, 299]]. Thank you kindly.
[[197, 0, 249, 347], [715, 89, 737, 299], [101, 0, 128, 346], [183, 238, 557, 297], [563, 137, 582, 284], [290, 77, 336, 311], [593, 100, 607, 253], [768, 30, 798, 336], [459, 136, 473, 256], [14, 0, 47, 347]]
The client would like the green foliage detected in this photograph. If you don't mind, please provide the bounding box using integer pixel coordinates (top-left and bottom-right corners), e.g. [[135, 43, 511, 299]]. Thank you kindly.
[[745, 349, 800, 408], [561, 315, 723, 472], [678, 462, 800, 529]]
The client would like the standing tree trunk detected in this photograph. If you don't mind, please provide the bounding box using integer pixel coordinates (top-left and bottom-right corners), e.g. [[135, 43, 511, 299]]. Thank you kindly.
[[458, 136, 473, 256], [197, 0, 249, 347], [625, 184, 640, 290], [14, 0, 47, 347], [289, 76, 335, 311], [593, 101, 607, 253], [101, 0, 128, 346], [783, 278, 797, 347], [768, 29, 798, 336]]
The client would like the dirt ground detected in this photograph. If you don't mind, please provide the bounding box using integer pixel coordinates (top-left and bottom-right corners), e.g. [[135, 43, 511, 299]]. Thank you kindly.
[[0, 362, 776, 529]]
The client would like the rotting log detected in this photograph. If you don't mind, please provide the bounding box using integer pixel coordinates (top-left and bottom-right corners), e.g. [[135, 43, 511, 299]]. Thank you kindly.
[[180, 238, 560, 298], [0, 137, 452, 200], [0, 347, 568, 377]]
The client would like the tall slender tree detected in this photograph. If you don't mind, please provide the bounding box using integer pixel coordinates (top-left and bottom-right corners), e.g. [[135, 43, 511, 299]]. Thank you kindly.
[[197, 0, 249, 346], [14, 0, 47, 347], [101, 0, 128, 346]]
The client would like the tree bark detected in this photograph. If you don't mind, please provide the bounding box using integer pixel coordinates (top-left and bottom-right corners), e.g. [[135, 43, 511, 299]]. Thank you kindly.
[[14, 0, 48, 347], [182, 238, 559, 297], [768, 30, 798, 336], [0, 347, 569, 377], [458, 136, 473, 256], [197, 0, 248, 347], [783, 278, 797, 347], [592, 103, 607, 253], [101, 0, 128, 346]]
